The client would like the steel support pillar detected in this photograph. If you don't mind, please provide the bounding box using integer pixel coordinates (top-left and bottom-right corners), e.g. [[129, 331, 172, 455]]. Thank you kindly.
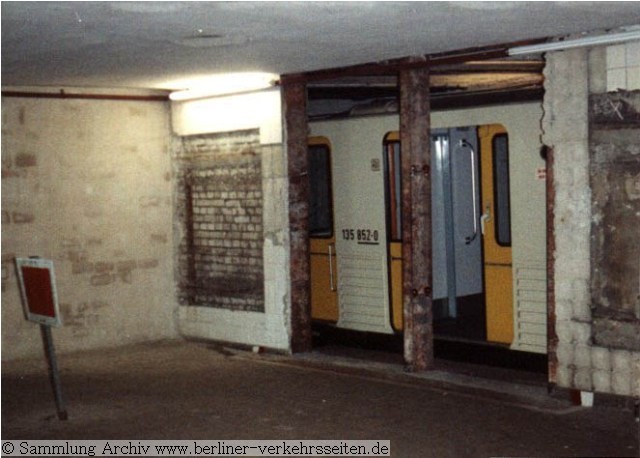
[[545, 145, 558, 385], [399, 61, 435, 371], [282, 80, 313, 353]]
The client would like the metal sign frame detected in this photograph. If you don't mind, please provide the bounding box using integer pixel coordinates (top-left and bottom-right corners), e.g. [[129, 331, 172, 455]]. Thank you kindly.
[[15, 257, 62, 327]]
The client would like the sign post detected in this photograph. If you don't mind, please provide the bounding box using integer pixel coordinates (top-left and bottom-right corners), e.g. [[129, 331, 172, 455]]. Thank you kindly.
[[15, 257, 68, 421]]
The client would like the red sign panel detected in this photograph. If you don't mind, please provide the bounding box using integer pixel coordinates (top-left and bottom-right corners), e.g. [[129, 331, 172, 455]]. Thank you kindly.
[[15, 258, 62, 326]]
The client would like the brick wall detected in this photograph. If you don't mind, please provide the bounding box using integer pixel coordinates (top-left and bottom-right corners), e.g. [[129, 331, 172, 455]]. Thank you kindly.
[[175, 130, 265, 312]]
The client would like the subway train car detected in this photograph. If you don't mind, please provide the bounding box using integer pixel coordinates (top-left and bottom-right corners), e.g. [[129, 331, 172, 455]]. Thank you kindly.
[[308, 102, 547, 354]]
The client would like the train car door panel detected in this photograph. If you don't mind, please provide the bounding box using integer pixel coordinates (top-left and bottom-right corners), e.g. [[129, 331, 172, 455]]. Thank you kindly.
[[383, 137, 404, 332], [479, 125, 514, 345], [430, 133, 450, 303], [449, 128, 483, 299], [309, 139, 338, 322]]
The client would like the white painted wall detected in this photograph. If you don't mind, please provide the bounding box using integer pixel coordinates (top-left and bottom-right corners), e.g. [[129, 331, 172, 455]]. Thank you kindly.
[[171, 89, 282, 144], [1, 92, 177, 360]]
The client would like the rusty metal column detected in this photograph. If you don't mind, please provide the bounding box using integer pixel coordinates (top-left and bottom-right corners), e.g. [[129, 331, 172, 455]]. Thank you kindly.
[[282, 79, 313, 353], [399, 61, 434, 371], [545, 145, 558, 385]]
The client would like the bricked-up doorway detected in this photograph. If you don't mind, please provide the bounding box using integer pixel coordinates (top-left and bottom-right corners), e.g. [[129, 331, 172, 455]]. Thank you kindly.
[[175, 130, 265, 312]]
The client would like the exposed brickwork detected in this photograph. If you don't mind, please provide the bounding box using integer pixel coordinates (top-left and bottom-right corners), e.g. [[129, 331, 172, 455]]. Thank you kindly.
[[175, 130, 265, 312]]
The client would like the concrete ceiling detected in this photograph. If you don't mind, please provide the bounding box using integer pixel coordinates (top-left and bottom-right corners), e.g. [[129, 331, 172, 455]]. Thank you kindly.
[[2, 1, 640, 92]]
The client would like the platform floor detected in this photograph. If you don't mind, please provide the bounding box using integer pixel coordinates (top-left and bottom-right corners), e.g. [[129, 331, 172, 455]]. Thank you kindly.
[[2, 339, 638, 457]]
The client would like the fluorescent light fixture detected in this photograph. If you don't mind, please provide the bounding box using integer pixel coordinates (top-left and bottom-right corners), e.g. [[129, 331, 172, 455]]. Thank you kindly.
[[509, 29, 640, 56], [169, 72, 278, 101]]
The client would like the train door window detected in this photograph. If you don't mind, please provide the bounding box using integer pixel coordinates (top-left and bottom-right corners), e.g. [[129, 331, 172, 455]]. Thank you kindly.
[[492, 134, 511, 246], [384, 136, 402, 241], [309, 143, 333, 237]]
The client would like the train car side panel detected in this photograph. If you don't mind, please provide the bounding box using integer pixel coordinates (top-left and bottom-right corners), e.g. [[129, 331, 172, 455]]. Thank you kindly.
[[311, 117, 398, 334]]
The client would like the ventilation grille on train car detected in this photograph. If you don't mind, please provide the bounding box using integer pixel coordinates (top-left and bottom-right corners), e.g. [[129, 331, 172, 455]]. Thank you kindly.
[[337, 252, 393, 334], [512, 263, 547, 354]]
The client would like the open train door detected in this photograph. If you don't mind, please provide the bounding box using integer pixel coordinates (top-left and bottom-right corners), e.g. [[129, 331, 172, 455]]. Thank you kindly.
[[479, 125, 514, 345]]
